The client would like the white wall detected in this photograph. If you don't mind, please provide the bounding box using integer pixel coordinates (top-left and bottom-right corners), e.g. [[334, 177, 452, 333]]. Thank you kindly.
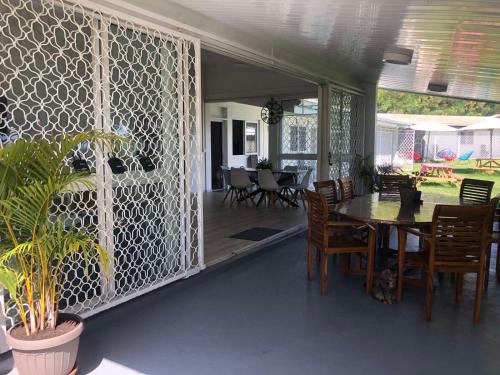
[[204, 101, 269, 191]]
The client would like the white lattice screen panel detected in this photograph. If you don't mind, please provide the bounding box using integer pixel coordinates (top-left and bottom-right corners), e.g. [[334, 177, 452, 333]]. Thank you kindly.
[[0, 0, 202, 331], [328, 87, 365, 191]]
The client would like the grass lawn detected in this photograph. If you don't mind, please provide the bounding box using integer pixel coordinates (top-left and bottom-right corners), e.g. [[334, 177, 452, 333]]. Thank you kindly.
[[406, 161, 500, 197]]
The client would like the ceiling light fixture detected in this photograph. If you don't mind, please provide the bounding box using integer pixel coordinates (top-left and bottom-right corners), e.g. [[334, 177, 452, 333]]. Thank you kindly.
[[427, 82, 448, 93], [382, 47, 413, 65]]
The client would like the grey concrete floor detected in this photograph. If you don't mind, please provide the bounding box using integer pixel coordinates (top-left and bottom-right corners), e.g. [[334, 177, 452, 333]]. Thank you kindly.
[[2, 232, 500, 375]]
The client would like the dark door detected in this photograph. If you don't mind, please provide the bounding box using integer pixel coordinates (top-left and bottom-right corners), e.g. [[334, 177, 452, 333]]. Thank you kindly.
[[211, 121, 223, 190]]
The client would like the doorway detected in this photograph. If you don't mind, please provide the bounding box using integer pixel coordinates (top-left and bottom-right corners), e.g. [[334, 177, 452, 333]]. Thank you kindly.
[[210, 121, 224, 190]]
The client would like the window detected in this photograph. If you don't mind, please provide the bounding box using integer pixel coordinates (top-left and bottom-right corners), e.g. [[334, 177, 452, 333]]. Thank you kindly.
[[460, 130, 474, 145], [245, 122, 258, 154], [290, 126, 307, 152], [232, 120, 244, 155]]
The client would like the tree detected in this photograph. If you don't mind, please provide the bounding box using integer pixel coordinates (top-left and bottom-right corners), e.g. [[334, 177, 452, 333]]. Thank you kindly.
[[377, 89, 500, 116]]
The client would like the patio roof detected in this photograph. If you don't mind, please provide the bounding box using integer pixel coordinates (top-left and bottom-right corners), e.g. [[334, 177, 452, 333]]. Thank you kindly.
[[100, 0, 500, 102], [377, 113, 491, 128]]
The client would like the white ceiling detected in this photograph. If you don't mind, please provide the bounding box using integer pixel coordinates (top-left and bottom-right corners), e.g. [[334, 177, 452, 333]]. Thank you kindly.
[[166, 0, 500, 103]]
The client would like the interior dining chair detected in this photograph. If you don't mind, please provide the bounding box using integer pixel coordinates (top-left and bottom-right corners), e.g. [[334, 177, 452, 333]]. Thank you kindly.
[[378, 174, 413, 198], [289, 169, 313, 208], [397, 203, 495, 323], [337, 178, 355, 201], [222, 168, 234, 203], [305, 190, 376, 295], [278, 165, 299, 198], [257, 169, 283, 207], [459, 178, 495, 204], [230, 167, 255, 206]]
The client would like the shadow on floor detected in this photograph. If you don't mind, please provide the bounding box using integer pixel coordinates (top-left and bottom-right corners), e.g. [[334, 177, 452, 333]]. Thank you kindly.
[[2, 232, 500, 375]]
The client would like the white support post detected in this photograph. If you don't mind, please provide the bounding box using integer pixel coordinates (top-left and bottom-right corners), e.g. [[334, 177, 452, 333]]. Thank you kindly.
[[92, 17, 115, 297], [317, 84, 331, 180], [194, 39, 205, 270]]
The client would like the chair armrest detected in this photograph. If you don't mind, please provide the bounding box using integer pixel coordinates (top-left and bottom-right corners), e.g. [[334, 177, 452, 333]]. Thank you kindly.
[[398, 226, 432, 239]]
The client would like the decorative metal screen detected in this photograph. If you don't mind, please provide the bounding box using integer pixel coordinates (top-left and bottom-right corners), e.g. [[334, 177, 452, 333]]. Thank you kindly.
[[328, 87, 364, 191], [279, 113, 318, 182], [0, 0, 202, 338]]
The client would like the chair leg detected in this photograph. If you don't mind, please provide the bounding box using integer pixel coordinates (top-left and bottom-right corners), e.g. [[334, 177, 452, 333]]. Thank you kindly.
[[366, 230, 376, 294], [425, 270, 434, 321], [485, 245, 492, 291], [320, 252, 329, 295], [223, 187, 233, 203], [256, 191, 265, 206], [455, 273, 464, 304], [497, 244, 500, 283], [397, 227, 407, 302], [341, 254, 350, 277], [307, 242, 313, 281], [474, 268, 486, 324]]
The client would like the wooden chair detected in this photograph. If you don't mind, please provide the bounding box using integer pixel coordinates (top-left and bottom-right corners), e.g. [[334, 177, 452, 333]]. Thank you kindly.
[[337, 178, 355, 201], [305, 190, 376, 295], [488, 195, 499, 284], [459, 178, 494, 204], [397, 203, 495, 323], [313, 180, 339, 211], [378, 174, 413, 198]]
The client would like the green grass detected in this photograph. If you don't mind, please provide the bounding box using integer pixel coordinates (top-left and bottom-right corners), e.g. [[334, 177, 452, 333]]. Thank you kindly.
[[404, 161, 500, 197]]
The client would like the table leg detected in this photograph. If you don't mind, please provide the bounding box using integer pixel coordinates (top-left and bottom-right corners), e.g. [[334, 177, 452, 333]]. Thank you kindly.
[[396, 227, 407, 302], [277, 192, 299, 208]]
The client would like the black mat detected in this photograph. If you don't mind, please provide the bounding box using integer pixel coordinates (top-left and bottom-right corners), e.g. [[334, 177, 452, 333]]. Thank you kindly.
[[229, 227, 284, 241]]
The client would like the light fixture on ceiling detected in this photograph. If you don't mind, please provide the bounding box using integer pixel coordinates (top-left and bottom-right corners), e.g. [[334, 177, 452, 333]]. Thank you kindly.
[[382, 47, 413, 65], [427, 82, 448, 93]]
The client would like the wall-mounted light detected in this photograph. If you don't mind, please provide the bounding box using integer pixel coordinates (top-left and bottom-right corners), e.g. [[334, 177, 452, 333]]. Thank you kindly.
[[383, 47, 413, 65], [427, 82, 448, 92]]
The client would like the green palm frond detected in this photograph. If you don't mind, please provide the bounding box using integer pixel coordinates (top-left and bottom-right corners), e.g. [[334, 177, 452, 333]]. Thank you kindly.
[[0, 131, 121, 335]]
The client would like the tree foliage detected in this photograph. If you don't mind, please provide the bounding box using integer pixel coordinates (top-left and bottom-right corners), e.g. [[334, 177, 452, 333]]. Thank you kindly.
[[377, 89, 500, 116]]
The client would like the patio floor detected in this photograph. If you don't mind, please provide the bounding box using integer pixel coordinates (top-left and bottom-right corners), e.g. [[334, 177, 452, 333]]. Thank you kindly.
[[3, 231, 499, 375], [203, 191, 307, 266]]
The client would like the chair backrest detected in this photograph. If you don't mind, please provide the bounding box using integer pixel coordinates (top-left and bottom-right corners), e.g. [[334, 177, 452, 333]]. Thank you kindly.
[[431, 204, 495, 266], [338, 178, 355, 201], [247, 155, 258, 168], [313, 180, 339, 208], [459, 178, 494, 204], [297, 169, 313, 189], [378, 175, 413, 198], [222, 168, 231, 187], [305, 190, 329, 248], [258, 169, 280, 191], [284, 165, 299, 172], [231, 167, 252, 189]]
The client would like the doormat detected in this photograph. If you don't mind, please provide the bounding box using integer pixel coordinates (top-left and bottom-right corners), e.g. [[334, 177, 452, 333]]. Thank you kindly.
[[229, 227, 284, 241]]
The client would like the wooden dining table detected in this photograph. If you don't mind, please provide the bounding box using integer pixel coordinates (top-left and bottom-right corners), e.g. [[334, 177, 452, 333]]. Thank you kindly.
[[331, 192, 466, 301]]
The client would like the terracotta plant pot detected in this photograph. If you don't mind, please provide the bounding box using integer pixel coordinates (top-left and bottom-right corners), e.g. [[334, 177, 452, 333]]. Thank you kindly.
[[6, 314, 83, 375]]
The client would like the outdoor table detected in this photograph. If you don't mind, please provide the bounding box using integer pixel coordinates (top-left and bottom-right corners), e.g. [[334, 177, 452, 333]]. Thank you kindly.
[[417, 163, 461, 186], [476, 159, 500, 169], [331, 192, 463, 302]]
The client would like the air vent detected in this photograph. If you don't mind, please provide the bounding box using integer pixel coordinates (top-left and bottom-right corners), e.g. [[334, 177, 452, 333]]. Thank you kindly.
[[382, 48, 413, 65], [427, 82, 448, 92]]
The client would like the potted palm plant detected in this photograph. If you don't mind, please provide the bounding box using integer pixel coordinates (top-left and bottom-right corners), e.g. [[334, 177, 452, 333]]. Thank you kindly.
[[0, 132, 117, 375]]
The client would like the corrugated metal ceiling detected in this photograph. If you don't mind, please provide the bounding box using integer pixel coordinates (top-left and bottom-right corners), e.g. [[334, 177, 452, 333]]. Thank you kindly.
[[168, 0, 500, 102]]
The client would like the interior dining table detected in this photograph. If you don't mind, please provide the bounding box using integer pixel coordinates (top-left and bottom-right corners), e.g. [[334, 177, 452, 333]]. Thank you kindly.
[[330, 192, 466, 302]]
